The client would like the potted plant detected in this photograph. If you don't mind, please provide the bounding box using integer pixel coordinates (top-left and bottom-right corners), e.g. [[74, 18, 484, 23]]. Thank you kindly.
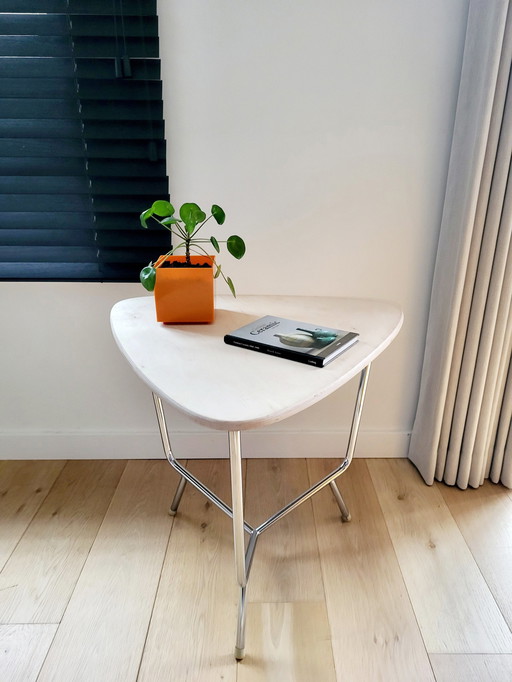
[[139, 199, 246, 323]]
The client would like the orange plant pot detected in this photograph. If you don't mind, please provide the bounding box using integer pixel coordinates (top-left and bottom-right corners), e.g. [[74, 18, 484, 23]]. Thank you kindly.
[[153, 254, 215, 324]]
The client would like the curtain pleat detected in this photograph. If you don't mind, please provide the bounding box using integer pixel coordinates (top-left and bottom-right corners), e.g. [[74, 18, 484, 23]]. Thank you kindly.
[[409, 0, 512, 489]]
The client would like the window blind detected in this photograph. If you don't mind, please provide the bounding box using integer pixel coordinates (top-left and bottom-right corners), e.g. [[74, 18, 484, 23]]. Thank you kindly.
[[0, 0, 171, 281]]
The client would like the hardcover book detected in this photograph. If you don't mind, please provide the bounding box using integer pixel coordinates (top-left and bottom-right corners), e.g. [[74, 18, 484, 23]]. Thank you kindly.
[[224, 315, 359, 367]]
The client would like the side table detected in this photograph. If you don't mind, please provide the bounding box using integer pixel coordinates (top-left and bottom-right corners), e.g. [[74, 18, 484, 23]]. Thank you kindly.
[[110, 295, 403, 660]]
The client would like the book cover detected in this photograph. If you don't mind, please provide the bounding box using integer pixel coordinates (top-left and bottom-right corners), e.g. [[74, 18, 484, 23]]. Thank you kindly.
[[224, 315, 359, 367]]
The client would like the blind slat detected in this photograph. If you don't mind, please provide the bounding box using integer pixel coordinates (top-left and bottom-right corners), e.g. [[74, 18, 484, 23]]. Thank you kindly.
[[77, 80, 162, 100], [0, 78, 77, 98], [0, 99, 163, 120], [0, 36, 159, 58], [0, 119, 82, 137], [0, 157, 167, 177], [0, 245, 99, 262], [0, 212, 94, 229], [1, 78, 162, 100], [0, 138, 166, 159], [0, 246, 161, 265], [0, 229, 94, 246], [71, 36, 159, 59], [2, 177, 91, 194], [0, 119, 164, 140], [0, 0, 157, 15], [69, 15, 158, 38], [1, 229, 170, 249], [0, 212, 168, 230], [0, 195, 94, 212], [1, 177, 169, 195], [0, 57, 160, 80], [0, 99, 79, 118], [0, 15, 158, 37], [0, 36, 74, 58], [83, 120, 165, 140], [0, 14, 69, 36], [1, 246, 166, 266], [0, 195, 167, 213]]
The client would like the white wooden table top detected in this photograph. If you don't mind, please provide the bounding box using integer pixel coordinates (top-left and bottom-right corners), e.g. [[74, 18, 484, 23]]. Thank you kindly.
[[110, 295, 403, 431]]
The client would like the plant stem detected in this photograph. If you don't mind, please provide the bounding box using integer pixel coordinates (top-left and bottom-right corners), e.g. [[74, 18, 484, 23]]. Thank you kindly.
[[190, 215, 213, 239]]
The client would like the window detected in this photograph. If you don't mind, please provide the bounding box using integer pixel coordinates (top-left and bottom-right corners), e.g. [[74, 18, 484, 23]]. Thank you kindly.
[[0, 0, 171, 281]]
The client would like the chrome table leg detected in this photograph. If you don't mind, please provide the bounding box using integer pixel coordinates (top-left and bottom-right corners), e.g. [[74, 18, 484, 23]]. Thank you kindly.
[[235, 586, 247, 661], [328, 363, 371, 521], [229, 431, 248, 660], [168, 476, 187, 516], [329, 481, 351, 521]]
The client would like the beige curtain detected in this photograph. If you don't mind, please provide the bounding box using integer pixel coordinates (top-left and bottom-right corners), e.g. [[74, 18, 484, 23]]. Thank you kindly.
[[409, 0, 512, 489]]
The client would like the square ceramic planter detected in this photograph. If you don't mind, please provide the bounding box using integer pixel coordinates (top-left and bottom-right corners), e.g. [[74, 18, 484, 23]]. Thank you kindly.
[[154, 254, 215, 323]]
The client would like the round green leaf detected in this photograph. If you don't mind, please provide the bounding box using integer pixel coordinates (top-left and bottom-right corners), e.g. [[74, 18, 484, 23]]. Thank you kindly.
[[210, 236, 220, 253], [211, 204, 226, 225], [227, 235, 246, 259], [180, 203, 206, 234], [151, 200, 175, 217], [140, 265, 156, 292], [161, 216, 180, 232], [140, 208, 153, 228]]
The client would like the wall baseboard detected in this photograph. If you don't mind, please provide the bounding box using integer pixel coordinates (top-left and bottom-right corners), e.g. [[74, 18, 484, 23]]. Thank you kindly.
[[0, 430, 410, 460]]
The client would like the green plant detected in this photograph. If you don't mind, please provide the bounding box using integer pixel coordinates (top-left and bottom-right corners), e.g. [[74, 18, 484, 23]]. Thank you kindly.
[[139, 200, 246, 296]]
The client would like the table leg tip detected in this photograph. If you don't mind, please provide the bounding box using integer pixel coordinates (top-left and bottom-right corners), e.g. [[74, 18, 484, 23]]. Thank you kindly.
[[234, 647, 245, 661], [168, 508, 177, 517], [341, 513, 352, 522]]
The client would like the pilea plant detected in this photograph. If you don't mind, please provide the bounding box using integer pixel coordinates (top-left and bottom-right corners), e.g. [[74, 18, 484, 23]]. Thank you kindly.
[[139, 200, 246, 296]]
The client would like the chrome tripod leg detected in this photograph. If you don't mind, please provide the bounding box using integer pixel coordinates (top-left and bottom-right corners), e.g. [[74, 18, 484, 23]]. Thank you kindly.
[[329, 480, 351, 521], [229, 431, 247, 661], [328, 363, 372, 521], [168, 476, 187, 516], [235, 585, 247, 661]]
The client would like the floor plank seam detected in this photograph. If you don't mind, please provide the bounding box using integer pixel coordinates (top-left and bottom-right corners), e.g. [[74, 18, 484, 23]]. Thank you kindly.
[[33, 619, 61, 682], [0, 462, 65, 575], [307, 459, 341, 682], [135, 513, 177, 682], [366, 460, 437, 674]]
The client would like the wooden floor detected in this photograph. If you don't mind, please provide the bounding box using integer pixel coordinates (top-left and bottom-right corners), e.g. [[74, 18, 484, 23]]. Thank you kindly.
[[0, 458, 511, 682]]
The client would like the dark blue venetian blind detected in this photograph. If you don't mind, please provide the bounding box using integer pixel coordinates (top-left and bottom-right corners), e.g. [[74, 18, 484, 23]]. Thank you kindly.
[[0, 0, 171, 281]]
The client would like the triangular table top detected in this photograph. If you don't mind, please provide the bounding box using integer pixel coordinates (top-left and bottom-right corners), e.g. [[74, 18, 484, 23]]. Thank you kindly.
[[110, 295, 403, 431]]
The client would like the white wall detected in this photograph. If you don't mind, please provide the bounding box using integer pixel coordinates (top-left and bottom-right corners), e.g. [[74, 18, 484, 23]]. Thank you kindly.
[[0, 0, 470, 460]]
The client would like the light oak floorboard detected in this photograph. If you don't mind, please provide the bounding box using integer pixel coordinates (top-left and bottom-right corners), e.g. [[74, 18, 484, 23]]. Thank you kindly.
[[138, 459, 238, 682], [245, 458, 324, 602], [368, 459, 512, 654], [309, 459, 435, 682], [0, 460, 126, 624], [429, 654, 512, 681], [438, 480, 512, 630], [237, 602, 336, 682], [37, 461, 177, 682], [0, 461, 65, 571], [0, 624, 57, 682]]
